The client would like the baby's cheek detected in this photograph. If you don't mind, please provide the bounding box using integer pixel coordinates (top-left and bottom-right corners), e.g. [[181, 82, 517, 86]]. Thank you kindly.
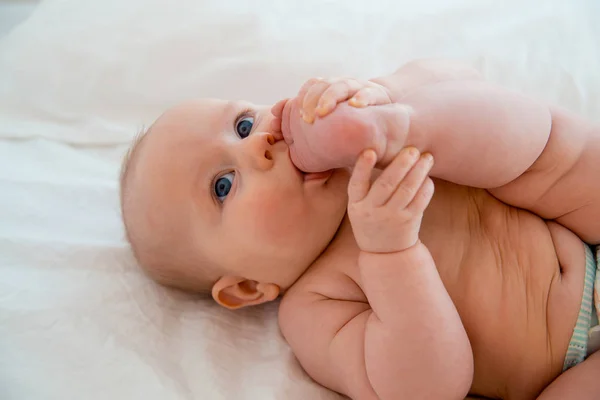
[[248, 195, 308, 241]]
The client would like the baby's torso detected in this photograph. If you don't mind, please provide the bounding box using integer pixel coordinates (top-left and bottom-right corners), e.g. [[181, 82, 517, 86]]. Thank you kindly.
[[290, 179, 587, 400]]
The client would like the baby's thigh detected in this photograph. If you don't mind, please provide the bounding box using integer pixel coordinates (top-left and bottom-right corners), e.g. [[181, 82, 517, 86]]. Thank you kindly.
[[490, 107, 600, 244], [537, 351, 600, 399]]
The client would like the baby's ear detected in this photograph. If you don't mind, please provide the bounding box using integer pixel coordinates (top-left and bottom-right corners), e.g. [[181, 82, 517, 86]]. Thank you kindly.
[[212, 276, 279, 310]]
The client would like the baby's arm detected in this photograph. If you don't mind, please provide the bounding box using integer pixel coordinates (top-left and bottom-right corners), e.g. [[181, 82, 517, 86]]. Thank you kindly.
[[372, 60, 600, 244], [280, 246, 472, 400], [280, 245, 472, 400], [536, 351, 600, 399], [279, 149, 473, 399]]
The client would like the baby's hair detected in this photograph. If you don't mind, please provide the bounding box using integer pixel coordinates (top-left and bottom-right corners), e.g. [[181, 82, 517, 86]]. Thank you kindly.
[[119, 126, 214, 298]]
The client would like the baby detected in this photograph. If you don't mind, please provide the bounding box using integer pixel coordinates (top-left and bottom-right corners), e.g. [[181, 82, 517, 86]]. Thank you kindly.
[[119, 59, 600, 400]]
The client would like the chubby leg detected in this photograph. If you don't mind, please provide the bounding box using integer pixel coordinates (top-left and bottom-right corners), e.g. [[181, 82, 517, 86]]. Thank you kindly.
[[274, 59, 483, 174], [536, 351, 600, 399], [488, 106, 600, 244], [276, 59, 600, 243], [276, 61, 551, 188], [380, 76, 599, 243], [278, 75, 553, 194]]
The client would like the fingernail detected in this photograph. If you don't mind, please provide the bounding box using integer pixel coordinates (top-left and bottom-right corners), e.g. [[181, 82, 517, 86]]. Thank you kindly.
[[406, 146, 419, 157], [365, 149, 377, 162], [302, 113, 314, 123], [423, 153, 434, 164], [300, 109, 312, 122], [349, 97, 365, 107], [316, 102, 329, 116]]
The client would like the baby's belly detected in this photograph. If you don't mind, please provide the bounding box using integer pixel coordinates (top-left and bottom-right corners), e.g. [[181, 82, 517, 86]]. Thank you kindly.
[[421, 180, 586, 400]]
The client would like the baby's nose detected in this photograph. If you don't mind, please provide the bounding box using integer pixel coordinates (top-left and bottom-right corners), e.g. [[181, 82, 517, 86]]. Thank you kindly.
[[265, 133, 275, 145], [242, 132, 277, 171]]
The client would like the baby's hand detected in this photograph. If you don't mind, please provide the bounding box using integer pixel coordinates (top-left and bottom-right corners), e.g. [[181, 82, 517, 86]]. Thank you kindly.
[[348, 147, 434, 253], [296, 77, 392, 124]]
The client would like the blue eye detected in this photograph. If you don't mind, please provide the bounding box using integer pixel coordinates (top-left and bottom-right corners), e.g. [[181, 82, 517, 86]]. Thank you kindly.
[[214, 172, 234, 202], [236, 116, 254, 139]]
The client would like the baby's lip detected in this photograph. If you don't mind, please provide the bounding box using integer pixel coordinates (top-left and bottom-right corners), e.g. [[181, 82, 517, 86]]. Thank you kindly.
[[303, 170, 333, 182]]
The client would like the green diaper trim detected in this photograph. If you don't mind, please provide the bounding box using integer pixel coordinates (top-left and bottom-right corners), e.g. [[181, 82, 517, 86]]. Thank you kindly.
[[563, 244, 597, 371]]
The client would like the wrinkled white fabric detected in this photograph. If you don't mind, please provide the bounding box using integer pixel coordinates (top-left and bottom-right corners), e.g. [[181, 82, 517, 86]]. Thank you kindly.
[[0, 0, 598, 398]]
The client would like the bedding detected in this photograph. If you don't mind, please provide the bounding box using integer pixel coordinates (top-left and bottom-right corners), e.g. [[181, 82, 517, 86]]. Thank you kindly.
[[0, 0, 599, 398]]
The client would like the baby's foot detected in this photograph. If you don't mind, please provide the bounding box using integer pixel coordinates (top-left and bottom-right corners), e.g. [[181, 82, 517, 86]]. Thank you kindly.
[[275, 78, 411, 173]]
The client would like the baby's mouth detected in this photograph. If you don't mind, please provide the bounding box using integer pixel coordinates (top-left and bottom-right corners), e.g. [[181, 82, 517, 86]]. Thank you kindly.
[[303, 170, 333, 182]]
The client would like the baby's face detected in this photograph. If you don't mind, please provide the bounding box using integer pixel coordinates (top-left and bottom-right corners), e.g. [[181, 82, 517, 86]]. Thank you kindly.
[[128, 99, 349, 298]]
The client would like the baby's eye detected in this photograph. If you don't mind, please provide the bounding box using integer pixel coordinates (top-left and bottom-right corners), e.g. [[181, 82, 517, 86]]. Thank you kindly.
[[214, 172, 234, 202], [235, 116, 254, 139]]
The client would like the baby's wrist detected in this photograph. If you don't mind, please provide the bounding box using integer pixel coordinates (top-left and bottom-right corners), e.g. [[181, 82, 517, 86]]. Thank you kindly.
[[359, 240, 425, 263]]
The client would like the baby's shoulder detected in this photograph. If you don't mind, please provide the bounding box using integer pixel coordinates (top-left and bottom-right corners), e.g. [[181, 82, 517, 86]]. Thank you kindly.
[[277, 240, 373, 399], [282, 237, 366, 317], [284, 259, 366, 307]]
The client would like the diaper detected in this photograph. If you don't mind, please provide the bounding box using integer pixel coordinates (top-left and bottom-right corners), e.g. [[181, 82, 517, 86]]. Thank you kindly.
[[562, 244, 599, 371]]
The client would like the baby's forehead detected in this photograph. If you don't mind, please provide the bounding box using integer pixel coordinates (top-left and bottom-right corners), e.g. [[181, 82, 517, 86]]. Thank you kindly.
[[157, 97, 260, 124], [153, 98, 231, 134], [144, 97, 267, 156], [141, 100, 234, 162]]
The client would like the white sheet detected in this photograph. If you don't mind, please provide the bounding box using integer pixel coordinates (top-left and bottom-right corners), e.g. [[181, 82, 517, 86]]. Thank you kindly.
[[0, 0, 39, 36], [0, 0, 598, 399]]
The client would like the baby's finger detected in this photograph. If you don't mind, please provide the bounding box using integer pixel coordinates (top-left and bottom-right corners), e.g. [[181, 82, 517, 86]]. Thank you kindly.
[[315, 79, 362, 117], [388, 153, 434, 210], [297, 78, 323, 115], [270, 98, 288, 119], [349, 85, 392, 108], [365, 147, 420, 206], [302, 80, 330, 123], [406, 177, 435, 215], [348, 150, 377, 204]]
